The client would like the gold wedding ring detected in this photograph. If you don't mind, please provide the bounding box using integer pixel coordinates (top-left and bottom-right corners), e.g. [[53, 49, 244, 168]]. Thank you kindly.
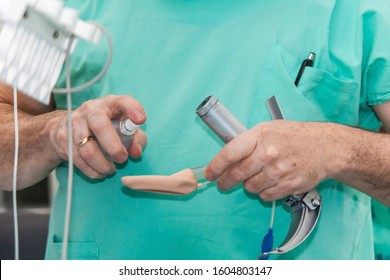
[[75, 135, 95, 151]]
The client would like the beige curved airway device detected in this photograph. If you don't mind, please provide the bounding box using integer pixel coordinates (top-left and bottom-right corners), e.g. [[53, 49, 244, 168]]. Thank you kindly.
[[121, 168, 204, 195]]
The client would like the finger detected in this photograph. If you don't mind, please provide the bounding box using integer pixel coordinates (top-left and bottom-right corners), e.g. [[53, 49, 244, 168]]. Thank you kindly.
[[205, 130, 257, 181], [242, 161, 291, 194], [102, 95, 146, 125], [76, 138, 116, 175], [257, 178, 311, 202], [54, 113, 103, 178], [258, 185, 288, 202], [128, 129, 147, 158], [72, 152, 106, 179], [73, 115, 116, 174], [86, 110, 129, 163], [216, 147, 264, 191], [70, 123, 107, 178], [242, 172, 276, 194]]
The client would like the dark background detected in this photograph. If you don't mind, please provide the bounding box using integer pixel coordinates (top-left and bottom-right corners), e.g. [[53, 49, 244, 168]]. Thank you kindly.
[[0, 178, 50, 260]]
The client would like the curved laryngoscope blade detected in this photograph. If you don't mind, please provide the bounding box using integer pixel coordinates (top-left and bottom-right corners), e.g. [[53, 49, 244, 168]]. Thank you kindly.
[[196, 95, 322, 258], [259, 189, 322, 258]]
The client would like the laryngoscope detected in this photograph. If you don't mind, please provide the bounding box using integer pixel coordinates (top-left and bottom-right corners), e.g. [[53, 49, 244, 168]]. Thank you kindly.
[[196, 95, 322, 258]]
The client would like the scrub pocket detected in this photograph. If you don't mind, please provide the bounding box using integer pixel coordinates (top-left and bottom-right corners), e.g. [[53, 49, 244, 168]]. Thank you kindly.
[[248, 44, 360, 126], [46, 235, 99, 260]]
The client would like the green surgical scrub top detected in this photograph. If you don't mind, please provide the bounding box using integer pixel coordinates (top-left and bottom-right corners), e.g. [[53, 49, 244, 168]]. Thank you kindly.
[[48, 0, 390, 259]]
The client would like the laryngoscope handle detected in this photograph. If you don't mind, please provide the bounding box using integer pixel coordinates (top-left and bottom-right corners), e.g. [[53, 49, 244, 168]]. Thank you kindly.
[[196, 96, 247, 142]]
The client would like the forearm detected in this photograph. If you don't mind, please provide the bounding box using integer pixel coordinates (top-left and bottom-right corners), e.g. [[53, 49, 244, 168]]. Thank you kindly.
[[328, 123, 390, 206], [0, 104, 66, 190]]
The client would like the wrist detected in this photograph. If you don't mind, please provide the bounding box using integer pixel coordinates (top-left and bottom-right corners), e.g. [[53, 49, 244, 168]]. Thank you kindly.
[[319, 122, 354, 181], [42, 110, 68, 162]]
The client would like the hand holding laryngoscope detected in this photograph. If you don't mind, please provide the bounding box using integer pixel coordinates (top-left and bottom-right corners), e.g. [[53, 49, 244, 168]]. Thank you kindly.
[[196, 96, 321, 258], [200, 98, 320, 199]]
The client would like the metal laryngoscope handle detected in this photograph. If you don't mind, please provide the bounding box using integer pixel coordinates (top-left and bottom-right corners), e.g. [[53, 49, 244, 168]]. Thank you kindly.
[[195, 95, 322, 257]]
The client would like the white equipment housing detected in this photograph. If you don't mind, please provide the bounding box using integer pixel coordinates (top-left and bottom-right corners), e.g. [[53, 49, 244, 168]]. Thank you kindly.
[[0, 0, 101, 104]]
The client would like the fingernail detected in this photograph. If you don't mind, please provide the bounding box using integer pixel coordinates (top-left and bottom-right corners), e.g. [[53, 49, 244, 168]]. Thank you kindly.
[[108, 166, 116, 174], [132, 111, 145, 123], [117, 152, 128, 163], [137, 144, 143, 157], [205, 171, 215, 181]]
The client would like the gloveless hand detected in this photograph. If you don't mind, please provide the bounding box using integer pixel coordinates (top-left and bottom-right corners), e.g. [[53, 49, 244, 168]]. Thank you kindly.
[[50, 95, 147, 179], [205, 120, 340, 201]]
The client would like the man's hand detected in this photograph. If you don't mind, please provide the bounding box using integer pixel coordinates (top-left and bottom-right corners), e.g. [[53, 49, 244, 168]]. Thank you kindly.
[[51, 95, 147, 179], [205, 120, 339, 201], [0, 82, 148, 190]]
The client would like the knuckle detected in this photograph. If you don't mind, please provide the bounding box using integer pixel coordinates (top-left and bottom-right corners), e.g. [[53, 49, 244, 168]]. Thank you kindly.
[[108, 144, 126, 159], [89, 122, 103, 135], [243, 179, 258, 194], [228, 167, 243, 184], [88, 113, 108, 132], [79, 100, 94, 111], [71, 111, 82, 125], [122, 95, 140, 107], [88, 110, 105, 121], [215, 180, 225, 191], [103, 94, 117, 104], [72, 157, 84, 170], [79, 144, 98, 161], [259, 191, 273, 201], [261, 145, 280, 162], [118, 94, 133, 103], [216, 179, 229, 192], [101, 164, 116, 175], [105, 94, 116, 100], [221, 146, 236, 164], [289, 177, 309, 193], [268, 167, 282, 179], [73, 157, 105, 179], [291, 177, 303, 188]]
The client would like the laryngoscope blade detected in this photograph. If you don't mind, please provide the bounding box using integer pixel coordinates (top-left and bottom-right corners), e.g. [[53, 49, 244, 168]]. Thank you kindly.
[[262, 96, 322, 257], [196, 95, 322, 258], [259, 189, 322, 258]]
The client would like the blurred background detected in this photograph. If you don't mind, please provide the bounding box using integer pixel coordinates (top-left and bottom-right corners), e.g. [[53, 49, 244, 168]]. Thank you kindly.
[[0, 173, 57, 260]]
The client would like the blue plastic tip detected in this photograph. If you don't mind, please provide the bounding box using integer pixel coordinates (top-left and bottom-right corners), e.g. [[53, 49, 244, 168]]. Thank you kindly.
[[259, 228, 274, 260]]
